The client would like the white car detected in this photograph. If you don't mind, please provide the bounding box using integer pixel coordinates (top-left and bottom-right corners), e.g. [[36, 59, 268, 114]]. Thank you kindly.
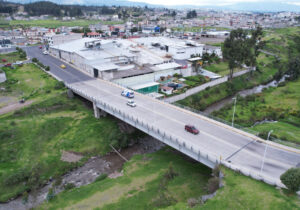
[[127, 100, 136, 107], [43, 51, 49, 55]]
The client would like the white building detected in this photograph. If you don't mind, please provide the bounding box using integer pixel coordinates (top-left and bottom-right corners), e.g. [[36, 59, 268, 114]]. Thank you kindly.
[[43, 33, 82, 46]]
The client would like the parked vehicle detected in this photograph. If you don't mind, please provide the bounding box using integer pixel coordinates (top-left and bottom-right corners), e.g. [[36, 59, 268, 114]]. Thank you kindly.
[[185, 125, 199, 134], [43, 51, 49, 55], [60, 64, 66, 69], [4, 63, 11, 67], [2, 59, 7, 62], [39, 46, 43, 49], [127, 100, 136, 107], [121, 89, 134, 98]]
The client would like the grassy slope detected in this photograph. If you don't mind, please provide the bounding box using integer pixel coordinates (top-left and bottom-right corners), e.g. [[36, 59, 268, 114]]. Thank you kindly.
[[177, 53, 277, 111], [213, 78, 300, 144], [167, 167, 300, 210], [39, 151, 300, 210], [9, 19, 123, 28], [38, 149, 211, 210], [0, 63, 135, 202]]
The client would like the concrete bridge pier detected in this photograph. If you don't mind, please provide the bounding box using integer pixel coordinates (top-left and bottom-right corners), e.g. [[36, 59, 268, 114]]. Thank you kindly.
[[93, 102, 107, 118], [93, 102, 100, 118]]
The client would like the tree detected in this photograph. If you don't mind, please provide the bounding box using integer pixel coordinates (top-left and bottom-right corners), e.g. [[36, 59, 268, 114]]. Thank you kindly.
[[287, 57, 300, 80], [244, 26, 265, 75], [280, 168, 300, 192], [187, 10, 197, 19], [223, 28, 248, 80]]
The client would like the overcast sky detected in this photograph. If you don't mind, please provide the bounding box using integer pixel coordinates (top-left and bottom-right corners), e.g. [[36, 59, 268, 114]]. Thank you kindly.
[[129, 0, 300, 6]]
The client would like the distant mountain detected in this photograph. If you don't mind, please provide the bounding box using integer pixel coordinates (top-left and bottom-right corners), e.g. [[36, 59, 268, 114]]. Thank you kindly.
[[7, 0, 300, 12]]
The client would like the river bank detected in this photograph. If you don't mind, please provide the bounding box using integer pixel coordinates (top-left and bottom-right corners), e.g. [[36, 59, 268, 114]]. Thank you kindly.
[[0, 136, 165, 210]]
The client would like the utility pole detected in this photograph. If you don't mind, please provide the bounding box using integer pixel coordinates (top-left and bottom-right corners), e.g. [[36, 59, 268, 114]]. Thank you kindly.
[[260, 130, 273, 174], [231, 97, 237, 127]]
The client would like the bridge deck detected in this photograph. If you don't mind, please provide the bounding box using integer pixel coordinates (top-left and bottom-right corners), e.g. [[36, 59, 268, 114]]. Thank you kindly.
[[68, 79, 300, 184]]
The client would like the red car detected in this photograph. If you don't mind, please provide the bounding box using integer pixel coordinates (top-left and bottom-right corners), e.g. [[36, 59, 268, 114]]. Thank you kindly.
[[2, 59, 7, 62], [4, 63, 12, 67], [39, 46, 43, 49], [185, 125, 199, 135]]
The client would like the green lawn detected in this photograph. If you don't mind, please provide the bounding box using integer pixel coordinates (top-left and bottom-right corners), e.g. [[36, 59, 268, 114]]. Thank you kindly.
[[9, 19, 124, 28], [0, 63, 141, 202], [0, 64, 59, 106], [38, 148, 212, 210], [205, 61, 230, 76], [0, 51, 25, 64]]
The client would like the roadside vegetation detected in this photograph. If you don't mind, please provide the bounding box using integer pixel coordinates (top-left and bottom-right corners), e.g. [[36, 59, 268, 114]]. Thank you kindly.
[[213, 78, 300, 144], [39, 149, 300, 210], [0, 63, 142, 202], [0, 49, 26, 64]]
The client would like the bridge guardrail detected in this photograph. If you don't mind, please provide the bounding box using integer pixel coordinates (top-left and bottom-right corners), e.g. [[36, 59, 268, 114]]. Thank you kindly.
[[66, 84, 286, 188]]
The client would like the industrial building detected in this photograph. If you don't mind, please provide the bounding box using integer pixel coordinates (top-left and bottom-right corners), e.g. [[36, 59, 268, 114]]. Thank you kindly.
[[49, 37, 205, 94]]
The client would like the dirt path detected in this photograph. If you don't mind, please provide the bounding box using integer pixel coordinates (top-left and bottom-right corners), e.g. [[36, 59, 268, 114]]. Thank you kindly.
[[0, 100, 34, 115]]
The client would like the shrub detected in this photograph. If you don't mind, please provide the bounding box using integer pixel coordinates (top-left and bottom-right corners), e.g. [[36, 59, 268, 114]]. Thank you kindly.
[[46, 187, 55, 201], [187, 198, 202, 207], [45, 66, 50, 71], [280, 168, 300, 192], [212, 165, 220, 177], [32, 58, 38, 63], [54, 81, 65, 90], [207, 177, 220, 194], [95, 174, 107, 182], [64, 183, 75, 190]]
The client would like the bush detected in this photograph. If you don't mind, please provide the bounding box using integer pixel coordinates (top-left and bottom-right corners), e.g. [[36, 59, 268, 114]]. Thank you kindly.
[[64, 183, 75, 190], [207, 177, 219, 194], [95, 174, 107, 182], [32, 58, 38, 63], [45, 66, 50, 71], [54, 81, 65, 90], [212, 165, 220, 177], [280, 168, 300, 192], [46, 187, 55, 201]]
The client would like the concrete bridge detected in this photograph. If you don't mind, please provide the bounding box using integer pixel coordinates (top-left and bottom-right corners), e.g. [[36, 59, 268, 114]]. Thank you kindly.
[[66, 79, 300, 188], [25, 46, 300, 188]]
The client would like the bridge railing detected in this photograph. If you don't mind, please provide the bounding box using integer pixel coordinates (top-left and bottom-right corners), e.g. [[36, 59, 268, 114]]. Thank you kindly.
[[66, 84, 285, 188]]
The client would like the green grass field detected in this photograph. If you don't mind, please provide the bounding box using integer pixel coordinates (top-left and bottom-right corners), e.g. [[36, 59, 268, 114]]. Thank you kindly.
[[213, 78, 300, 144], [178, 53, 277, 111], [205, 61, 230, 76], [0, 51, 25, 64], [9, 19, 123, 28], [38, 150, 300, 210], [38, 149, 211, 209], [0, 63, 140, 202]]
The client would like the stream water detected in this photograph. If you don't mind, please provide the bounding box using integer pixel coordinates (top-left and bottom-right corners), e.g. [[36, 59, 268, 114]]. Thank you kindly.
[[204, 75, 289, 114], [0, 136, 165, 210]]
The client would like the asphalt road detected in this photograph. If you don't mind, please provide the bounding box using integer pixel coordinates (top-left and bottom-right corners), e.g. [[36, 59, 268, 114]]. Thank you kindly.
[[25, 46, 92, 83], [26, 46, 300, 183]]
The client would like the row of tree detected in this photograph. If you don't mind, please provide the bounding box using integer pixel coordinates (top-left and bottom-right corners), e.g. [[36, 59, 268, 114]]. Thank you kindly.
[[24, 1, 83, 17]]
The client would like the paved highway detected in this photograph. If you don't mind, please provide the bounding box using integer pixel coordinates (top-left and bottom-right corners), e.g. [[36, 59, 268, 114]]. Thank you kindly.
[[26, 46, 300, 183]]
